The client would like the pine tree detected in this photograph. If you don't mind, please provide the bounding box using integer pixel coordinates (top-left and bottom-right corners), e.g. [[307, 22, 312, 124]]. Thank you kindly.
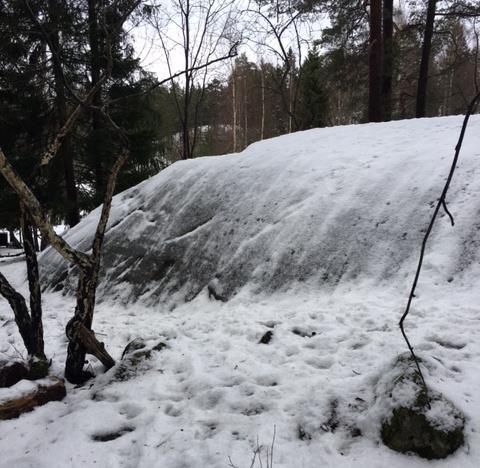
[[297, 47, 329, 130]]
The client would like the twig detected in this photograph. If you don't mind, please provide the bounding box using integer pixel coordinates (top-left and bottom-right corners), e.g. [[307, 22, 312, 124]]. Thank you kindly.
[[399, 90, 480, 392], [441, 199, 455, 226], [269, 425, 276, 468]]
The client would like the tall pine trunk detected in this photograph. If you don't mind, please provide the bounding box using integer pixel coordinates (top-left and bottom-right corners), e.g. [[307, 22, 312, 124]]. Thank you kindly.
[[48, 0, 80, 227], [382, 0, 393, 121], [369, 0, 383, 122], [88, 0, 104, 199], [416, 0, 437, 118], [260, 64, 265, 140], [232, 69, 237, 152], [182, 0, 191, 160]]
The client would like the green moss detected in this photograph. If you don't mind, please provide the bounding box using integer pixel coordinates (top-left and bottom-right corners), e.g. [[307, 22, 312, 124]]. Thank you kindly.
[[28, 358, 49, 380], [381, 354, 465, 459]]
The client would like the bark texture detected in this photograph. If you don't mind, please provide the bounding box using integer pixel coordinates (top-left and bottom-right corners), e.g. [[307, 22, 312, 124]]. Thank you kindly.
[[0, 273, 34, 355], [369, 0, 384, 122], [382, 0, 394, 121], [64, 149, 128, 383], [416, 0, 438, 118], [20, 205, 45, 359], [0, 377, 66, 420]]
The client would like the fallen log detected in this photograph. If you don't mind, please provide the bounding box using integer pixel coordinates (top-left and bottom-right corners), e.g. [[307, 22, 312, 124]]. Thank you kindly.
[[0, 376, 66, 420]]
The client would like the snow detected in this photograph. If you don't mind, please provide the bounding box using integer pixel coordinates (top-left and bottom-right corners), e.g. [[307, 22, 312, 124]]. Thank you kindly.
[[1, 115, 480, 467], [40, 115, 480, 306]]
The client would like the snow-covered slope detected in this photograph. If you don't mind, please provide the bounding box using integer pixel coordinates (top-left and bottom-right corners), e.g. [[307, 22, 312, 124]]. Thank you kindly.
[[3, 115, 480, 468], [40, 115, 480, 305]]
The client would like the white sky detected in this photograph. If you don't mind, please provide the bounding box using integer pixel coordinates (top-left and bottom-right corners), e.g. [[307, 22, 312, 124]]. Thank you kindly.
[[130, 0, 407, 84]]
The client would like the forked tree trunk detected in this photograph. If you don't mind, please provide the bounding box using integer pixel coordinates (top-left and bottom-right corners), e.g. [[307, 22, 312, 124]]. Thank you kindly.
[[65, 268, 98, 382], [63, 149, 127, 383]]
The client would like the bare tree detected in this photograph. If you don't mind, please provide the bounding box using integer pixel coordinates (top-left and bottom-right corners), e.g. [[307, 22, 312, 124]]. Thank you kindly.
[[150, 0, 239, 159], [244, 1, 311, 132], [0, 0, 245, 383]]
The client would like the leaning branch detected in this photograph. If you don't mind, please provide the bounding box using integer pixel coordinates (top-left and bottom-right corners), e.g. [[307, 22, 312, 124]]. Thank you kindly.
[[0, 148, 91, 270], [108, 44, 239, 105], [0, 272, 33, 355]]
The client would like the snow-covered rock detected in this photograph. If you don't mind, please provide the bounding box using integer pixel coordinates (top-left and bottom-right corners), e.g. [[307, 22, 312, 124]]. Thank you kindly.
[[40, 115, 480, 305]]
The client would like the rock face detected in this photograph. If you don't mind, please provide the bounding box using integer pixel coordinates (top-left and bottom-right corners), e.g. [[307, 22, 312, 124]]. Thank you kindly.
[[380, 356, 465, 459], [39, 116, 480, 305]]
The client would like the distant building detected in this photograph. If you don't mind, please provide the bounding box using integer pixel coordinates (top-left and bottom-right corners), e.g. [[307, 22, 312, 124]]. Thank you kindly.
[[0, 231, 9, 247]]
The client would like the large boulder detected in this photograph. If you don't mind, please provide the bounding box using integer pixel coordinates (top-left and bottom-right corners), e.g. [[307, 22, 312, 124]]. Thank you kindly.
[[39, 116, 480, 305]]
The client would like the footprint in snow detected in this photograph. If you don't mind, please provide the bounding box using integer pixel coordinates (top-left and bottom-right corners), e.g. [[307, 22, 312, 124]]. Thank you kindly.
[[118, 402, 144, 419], [164, 403, 183, 417], [291, 326, 317, 338], [91, 426, 135, 442], [305, 357, 334, 370], [195, 388, 225, 410]]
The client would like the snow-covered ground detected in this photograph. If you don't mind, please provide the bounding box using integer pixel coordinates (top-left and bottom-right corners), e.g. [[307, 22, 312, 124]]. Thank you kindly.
[[2, 115, 480, 467]]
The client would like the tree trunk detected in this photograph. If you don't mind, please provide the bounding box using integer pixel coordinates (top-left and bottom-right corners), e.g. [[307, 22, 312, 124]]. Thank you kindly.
[[369, 0, 384, 122], [64, 149, 127, 383], [382, 0, 394, 121], [416, 0, 437, 118], [0, 377, 66, 420], [65, 269, 97, 383], [20, 205, 45, 360], [0, 273, 34, 355], [288, 71, 294, 133], [88, 0, 104, 199], [48, 0, 80, 227], [244, 76, 248, 148], [232, 70, 237, 152], [182, 0, 191, 160], [260, 65, 265, 140]]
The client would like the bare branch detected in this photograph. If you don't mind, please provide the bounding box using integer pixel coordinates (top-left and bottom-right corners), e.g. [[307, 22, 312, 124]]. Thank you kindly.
[[92, 149, 129, 260], [399, 90, 480, 392], [109, 44, 239, 105], [0, 148, 91, 270]]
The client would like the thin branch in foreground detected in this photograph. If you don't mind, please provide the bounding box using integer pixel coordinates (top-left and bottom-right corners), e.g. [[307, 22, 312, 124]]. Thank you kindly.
[[399, 90, 480, 392]]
